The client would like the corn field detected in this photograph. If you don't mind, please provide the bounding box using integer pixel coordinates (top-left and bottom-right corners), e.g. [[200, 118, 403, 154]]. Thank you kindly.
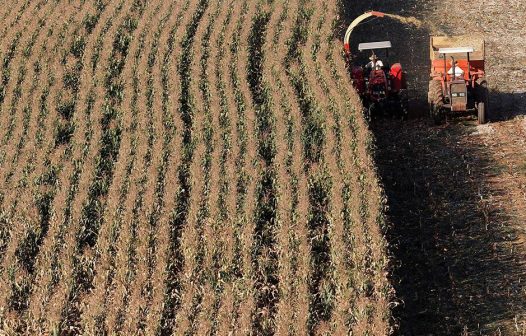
[[0, 0, 391, 334]]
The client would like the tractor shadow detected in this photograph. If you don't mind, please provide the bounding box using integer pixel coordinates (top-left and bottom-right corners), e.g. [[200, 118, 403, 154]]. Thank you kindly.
[[371, 118, 526, 335]]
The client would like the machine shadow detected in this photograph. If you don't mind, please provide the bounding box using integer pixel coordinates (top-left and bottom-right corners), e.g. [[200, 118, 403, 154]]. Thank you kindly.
[[371, 119, 526, 335], [338, 2, 526, 335]]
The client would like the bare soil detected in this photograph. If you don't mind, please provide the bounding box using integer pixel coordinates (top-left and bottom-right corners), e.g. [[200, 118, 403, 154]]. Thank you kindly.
[[373, 117, 526, 335]]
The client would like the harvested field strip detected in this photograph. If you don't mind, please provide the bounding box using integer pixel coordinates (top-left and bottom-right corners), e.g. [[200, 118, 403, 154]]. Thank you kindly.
[[157, 0, 210, 333]]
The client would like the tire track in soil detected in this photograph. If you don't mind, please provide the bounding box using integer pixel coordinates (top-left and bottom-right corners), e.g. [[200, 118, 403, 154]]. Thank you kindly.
[[156, 0, 209, 334], [0, 2, 88, 327], [27, 1, 128, 328]]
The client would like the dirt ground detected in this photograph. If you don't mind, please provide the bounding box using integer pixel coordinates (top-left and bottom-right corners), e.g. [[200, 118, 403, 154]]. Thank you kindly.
[[373, 116, 526, 335]]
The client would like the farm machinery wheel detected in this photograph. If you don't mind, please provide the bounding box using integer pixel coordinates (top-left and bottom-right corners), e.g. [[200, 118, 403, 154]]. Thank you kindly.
[[428, 79, 445, 125], [476, 79, 489, 124]]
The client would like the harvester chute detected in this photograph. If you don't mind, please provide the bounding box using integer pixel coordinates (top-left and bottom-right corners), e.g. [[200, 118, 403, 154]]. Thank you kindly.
[[343, 11, 385, 55]]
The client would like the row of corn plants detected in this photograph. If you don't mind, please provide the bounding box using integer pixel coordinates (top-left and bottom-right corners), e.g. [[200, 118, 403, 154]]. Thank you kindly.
[[222, 1, 251, 331], [285, 1, 339, 333], [180, 2, 224, 333], [0, 0, 58, 152], [58, 1, 147, 332], [139, 1, 192, 331], [112, 4, 172, 332], [132, 3, 187, 331], [41, 0, 114, 301], [158, 0, 210, 333], [247, 6, 280, 335], [0, 3, 81, 326], [204, 2, 237, 333]]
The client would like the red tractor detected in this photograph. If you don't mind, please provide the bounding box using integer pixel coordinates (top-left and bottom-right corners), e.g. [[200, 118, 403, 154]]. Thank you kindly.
[[344, 12, 408, 120], [428, 36, 489, 124]]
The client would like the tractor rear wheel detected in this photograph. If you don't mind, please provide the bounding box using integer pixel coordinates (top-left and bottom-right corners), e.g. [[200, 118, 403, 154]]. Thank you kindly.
[[428, 79, 445, 125], [476, 79, 489, 124]]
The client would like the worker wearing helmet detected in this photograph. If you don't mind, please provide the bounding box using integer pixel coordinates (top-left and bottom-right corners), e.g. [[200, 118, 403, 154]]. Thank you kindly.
[[448, 61, 464, 78], [366, 53, 384, 71]]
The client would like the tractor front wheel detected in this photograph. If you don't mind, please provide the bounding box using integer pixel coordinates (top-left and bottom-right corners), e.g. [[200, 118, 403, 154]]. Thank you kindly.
[[476, 79, 489, 124], [428, 80, 445, 125]]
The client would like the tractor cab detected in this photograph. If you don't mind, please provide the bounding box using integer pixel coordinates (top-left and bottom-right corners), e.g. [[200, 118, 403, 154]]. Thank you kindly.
[[438, 47, 474, 112]]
